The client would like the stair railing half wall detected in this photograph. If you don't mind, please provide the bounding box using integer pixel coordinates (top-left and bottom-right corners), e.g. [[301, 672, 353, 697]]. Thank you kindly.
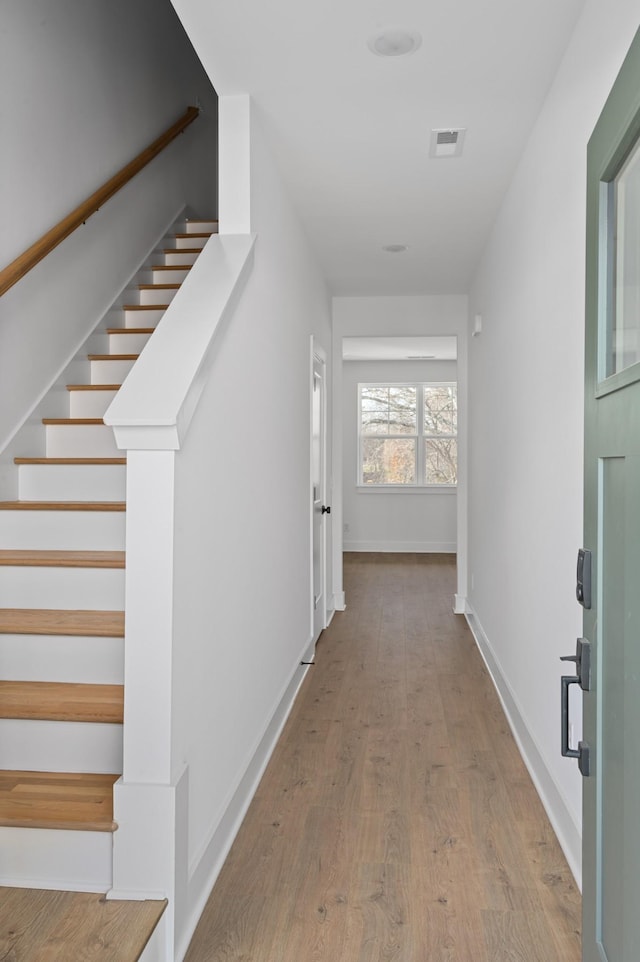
[[0, 106, 199, 298], [103, 231, 256, 957]]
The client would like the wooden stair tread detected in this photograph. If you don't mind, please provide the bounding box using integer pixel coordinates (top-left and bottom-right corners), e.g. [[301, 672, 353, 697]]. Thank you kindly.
[[0, 550, 125, 569], [42, 418, 104, 425], [138, 283, 180, 290], [0, 501, 125, 511], [122, 303, 169, 310], [151, 264, 192, 271], [106, 327, 154, 335], [0, 681, 124, 723], [163, 247, 201, 254], [14, 457, 126, 465], [0, 608, 124, 636], [174, 232, 213, 238], [88, 354, 139, 361], [66, 384, 121, 391], [0, 771, 119, 832], [0, 888, 166, 962]]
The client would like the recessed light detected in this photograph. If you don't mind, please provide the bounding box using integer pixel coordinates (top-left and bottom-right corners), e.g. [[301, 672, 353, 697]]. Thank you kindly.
[[383, 244, 408, 253], [367, 28, 422, 58]]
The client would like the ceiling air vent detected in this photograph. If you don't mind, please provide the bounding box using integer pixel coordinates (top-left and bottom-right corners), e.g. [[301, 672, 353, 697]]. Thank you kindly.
[[430, 127, 466, 159]]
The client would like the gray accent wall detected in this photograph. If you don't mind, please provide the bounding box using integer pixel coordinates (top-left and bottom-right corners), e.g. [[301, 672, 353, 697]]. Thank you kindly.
[[0, 0, 218, 452]]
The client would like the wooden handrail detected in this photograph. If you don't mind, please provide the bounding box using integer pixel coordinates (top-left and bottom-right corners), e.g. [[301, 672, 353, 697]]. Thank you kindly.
[[0, 106, 199, 298]]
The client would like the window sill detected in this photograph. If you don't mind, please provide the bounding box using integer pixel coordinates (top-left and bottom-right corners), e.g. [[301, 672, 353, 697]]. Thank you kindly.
[[356, 485, 457, 495]]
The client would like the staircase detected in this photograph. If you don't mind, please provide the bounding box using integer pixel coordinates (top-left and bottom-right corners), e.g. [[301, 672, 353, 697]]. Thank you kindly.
[[0, 219, 217, 891]]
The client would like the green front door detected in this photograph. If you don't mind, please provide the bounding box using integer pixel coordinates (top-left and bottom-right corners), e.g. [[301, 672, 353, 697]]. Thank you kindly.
[[582, 26, 640, 962]]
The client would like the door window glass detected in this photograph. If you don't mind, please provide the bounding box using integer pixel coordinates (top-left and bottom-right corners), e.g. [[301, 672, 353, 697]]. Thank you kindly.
[[605, 137, 640, 377]]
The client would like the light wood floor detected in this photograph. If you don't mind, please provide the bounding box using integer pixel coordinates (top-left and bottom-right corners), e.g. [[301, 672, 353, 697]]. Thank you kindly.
[[0, 888, 166, 961], [185, 553, 581, 962]]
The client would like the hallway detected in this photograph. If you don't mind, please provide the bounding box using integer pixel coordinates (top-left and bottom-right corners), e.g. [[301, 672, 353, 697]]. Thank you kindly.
[[185, 554, 581, 961]]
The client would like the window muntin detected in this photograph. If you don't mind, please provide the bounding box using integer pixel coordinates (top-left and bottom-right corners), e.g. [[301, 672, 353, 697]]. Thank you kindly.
[[358, 382, 457, 486]]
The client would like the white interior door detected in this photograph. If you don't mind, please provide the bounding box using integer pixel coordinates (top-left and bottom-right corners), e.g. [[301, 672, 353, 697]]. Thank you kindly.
[[312, 350, 327, 643]]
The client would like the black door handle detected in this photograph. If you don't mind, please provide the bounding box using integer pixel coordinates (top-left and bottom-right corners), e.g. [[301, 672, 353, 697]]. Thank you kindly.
[[560, 638, 591, 777], [321, 505, 331, 514], [560, 638, 591, 691]]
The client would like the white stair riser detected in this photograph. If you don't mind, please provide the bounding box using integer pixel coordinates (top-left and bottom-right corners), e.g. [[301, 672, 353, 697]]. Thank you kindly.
[[18, 464, 126, 501], [0, 635, 124, 684], [183, 221, 218, 233], [91, 358, 137, 383], [173, 235, 208, 250], [151, 267, 190, 284], [85, 333, 110, 356], [0, 511, 125, 550], [69, 390, 119, 419], [138, 920, 164, 962], [108, 332, 151, 354], [0, 827, 113, 893], [163, 250, 199, 266], [138, 287, 179, 306], [0, 719, 122, 773], [0, 565, 124, 610], [123, 307, 165, 328], [46, 424, 119, 458]]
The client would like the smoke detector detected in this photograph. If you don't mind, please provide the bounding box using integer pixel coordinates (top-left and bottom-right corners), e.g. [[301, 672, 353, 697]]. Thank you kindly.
[[367, 28, 422, 57], [429, 128, 466, 159]]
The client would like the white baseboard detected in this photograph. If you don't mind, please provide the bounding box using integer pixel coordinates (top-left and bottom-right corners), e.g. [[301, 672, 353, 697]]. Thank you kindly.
[[343, 540, 456, 553], [176, 640, 314, 961], [332, 590, 346, 611], [453, 593, 466, 614], [465, 603, 582, 889]]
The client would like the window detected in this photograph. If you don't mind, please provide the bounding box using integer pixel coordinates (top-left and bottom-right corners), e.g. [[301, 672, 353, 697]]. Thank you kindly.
[[358, 382, 457, 486]]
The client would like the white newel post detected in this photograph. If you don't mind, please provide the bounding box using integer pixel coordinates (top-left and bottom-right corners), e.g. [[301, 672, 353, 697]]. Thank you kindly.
[[108, 445, 188, 962]]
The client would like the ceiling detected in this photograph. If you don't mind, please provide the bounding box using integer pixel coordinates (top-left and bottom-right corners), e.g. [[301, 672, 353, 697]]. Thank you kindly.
[[343, 336, 457, 361], [172, 0, 585, 296]]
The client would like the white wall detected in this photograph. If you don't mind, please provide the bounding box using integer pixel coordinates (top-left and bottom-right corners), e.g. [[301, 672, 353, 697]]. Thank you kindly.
[[467, 1, 640, 885], [342, 359, 457, 552], [109, 96, 332, 961], [333, 295, 468, 608], [172, 98, 331, 959], [0, 0, 218, 457]]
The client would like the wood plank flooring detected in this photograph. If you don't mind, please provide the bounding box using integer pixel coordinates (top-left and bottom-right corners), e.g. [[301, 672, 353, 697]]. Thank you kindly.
[[184, 553, 581, 962], [0, 888, 166, 961]]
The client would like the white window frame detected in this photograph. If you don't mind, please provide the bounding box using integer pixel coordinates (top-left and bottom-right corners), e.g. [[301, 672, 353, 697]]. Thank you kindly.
[[357, 381, 457, 489]]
